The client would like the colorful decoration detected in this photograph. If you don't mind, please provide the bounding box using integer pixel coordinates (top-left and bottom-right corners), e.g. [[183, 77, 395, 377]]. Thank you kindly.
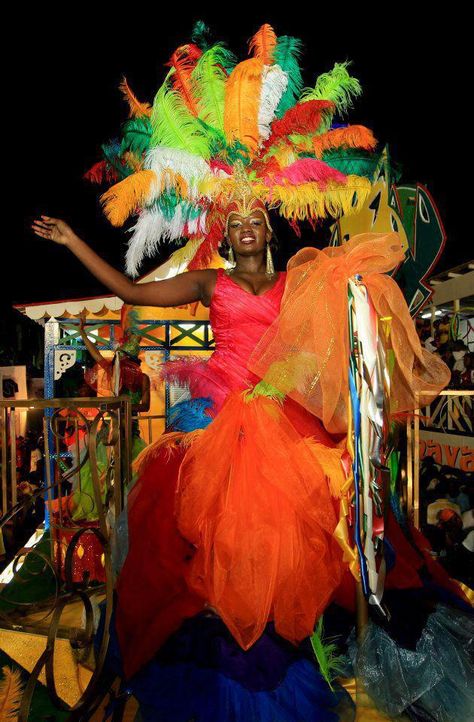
[[330, 149, 446, 316], [392, 184, 446, 315], [85, 22, 379, 276], [347, 279, 392, 611]]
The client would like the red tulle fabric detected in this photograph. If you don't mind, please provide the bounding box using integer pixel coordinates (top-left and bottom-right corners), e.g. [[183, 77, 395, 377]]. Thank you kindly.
[[116, 446, 205, 678]]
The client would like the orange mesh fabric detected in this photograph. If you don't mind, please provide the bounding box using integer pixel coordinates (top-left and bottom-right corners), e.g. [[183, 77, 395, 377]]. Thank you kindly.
[[176, 391, 345, 650], [248, 233, 450, 434]]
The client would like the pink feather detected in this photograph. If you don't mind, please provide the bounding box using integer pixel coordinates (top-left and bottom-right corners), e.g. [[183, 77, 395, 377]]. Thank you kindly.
[[264, 158, 347, 188], [160, 357, 208, 385]]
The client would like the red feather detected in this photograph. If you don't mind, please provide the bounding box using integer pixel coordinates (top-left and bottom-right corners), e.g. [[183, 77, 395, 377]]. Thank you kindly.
[[252, 156, 281, 178], [188, 219, 224, 270], [268, 100, 335, 141], [166, 44, 202, 115], [84, 161, 117, 185], [289, 219, 302, 237]]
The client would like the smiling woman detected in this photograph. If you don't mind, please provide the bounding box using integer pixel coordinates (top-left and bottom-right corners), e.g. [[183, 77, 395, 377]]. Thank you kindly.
[[27, 20, 474, 722]]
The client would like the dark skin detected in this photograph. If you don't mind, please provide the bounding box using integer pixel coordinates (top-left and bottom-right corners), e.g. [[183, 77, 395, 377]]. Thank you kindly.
[[31, 210, 277, 308]]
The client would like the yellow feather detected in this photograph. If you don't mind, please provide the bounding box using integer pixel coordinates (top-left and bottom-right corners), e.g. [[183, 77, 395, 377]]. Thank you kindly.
[[266, 144, 298, 168], [164, 237, 204, 272], [259, 176, 371, 220], [101, 170, 157, 226], [223, 58, 263, 154], [0, 666, 23, 721]]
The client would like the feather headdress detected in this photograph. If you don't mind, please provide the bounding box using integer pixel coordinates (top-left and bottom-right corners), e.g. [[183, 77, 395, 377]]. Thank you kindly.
[[86, 22, 379, 276]]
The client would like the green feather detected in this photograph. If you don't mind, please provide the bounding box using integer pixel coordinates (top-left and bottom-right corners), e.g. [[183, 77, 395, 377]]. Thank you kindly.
[[150, 69, 211, 157], [310, 617, 347, 691], [120, 117, 151, 157], [196, 119, 227, 155], [300, 61, 362, 130], [273, 36, 304, 118], [245, 381, 285, 403], [192, 44, 236, 133], [153, 190, 181, 220], [191, 20, 212, 51], [151, 191, 202, 223], [101, 140, 132, 180], [225, 140, 252, 165], [323, 148, 381, 178]]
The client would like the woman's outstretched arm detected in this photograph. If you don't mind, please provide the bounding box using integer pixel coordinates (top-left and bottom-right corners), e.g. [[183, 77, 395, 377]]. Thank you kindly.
[[78, 319, 109, 370], [32, 216, 213, 307]]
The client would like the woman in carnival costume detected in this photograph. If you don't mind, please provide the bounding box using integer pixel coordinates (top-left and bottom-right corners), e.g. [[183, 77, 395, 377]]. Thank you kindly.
[[33, 23, 473, 722]]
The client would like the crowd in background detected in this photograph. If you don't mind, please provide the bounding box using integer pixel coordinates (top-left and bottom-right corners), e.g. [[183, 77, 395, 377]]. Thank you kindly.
[[420, 455, 474, 588], [416, 315, 474, 388]]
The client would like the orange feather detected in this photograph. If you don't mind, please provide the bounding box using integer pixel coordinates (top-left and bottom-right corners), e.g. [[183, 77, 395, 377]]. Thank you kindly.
[[100, 170, 156, 227], [223, 58, 263, 154], [313, 125, 377, 157], [248, 24, 277, 64], [167, 44, 202, 116], [119, 77, 152, 118]]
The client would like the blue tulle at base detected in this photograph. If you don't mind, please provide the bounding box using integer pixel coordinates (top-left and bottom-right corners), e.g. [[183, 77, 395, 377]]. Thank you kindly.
[[351, 604, 474, 722], [134, 659, 347, 722], [97, 606, 353, 722]]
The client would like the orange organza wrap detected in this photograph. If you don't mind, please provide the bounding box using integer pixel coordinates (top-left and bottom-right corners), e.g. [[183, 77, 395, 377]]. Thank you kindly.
[[176, 391, 345, 651], [248, 232, 450, 434]]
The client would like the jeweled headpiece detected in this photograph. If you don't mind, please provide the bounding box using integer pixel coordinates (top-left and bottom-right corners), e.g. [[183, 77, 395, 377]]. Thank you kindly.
[[224, 161, 273, 234], [86, 22, 378, 276]]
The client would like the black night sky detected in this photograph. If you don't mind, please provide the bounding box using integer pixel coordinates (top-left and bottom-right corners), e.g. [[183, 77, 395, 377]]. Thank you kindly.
[[11, 10, 470, 310]]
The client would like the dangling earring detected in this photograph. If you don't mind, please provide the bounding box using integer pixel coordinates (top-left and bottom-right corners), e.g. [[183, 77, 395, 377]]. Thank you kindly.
[[266, 242, 275, 276], [228, 244, 236, 269]]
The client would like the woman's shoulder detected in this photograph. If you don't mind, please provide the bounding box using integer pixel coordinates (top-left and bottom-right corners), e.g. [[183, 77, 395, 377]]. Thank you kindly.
[[189, 268, 219, 307]]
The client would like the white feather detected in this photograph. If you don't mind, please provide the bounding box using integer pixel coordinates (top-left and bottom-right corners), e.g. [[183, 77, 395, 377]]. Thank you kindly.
[[144, 147, 212, 202], [126, 203, 210, 276], [126, 208, 161, 277], [258, 65, 288, 142]]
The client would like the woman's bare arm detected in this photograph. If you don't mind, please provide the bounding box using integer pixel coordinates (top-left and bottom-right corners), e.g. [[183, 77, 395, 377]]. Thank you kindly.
[[32, 216, 214, 307], [78, 324, 109, 369]]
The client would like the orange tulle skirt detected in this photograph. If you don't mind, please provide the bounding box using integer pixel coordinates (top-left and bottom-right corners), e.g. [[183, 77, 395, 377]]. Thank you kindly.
[[117, 392, 348, 677], [175, 391, 346, 651]]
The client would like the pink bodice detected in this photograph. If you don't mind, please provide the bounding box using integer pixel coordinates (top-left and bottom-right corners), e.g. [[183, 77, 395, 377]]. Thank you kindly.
[[163, 269, 286, 414], [206, 269, 286, 404]]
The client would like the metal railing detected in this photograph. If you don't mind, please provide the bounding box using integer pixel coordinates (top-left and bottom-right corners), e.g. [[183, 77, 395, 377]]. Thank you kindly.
[[0, 396, 132, 721]]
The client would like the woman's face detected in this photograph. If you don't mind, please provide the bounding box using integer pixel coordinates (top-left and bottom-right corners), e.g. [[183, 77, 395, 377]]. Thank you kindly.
[[227, 210, 272, 256]]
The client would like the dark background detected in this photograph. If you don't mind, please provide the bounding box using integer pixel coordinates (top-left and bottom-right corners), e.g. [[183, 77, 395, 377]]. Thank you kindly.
[[10, 11, 469, 309]]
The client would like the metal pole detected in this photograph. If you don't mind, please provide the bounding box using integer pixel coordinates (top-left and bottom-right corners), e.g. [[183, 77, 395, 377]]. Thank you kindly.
[[9, 408, 17, 507], [1, 406, 8, 514], [44, 318, 60, 529], [413, 393, 420, 529]]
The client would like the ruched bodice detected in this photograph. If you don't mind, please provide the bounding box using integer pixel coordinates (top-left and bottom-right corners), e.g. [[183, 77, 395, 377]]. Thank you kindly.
[[205, 269, 286, 405], [162, 269, 286, 414]]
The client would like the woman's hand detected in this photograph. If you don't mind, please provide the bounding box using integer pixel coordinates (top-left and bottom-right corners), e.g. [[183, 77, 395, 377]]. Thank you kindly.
[[31, 215, 78, 247]]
